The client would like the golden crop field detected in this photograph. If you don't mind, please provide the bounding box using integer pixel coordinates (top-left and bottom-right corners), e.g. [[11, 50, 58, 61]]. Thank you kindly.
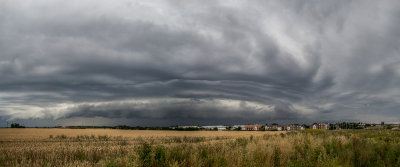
[[1, 128, 400, 167], [0, 128, 282, 141]]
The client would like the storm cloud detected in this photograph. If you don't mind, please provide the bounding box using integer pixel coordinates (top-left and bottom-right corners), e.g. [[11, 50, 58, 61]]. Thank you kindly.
[[1, 0, 400, 126]]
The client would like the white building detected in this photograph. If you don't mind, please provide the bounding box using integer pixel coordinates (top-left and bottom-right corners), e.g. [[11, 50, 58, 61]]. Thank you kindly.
[[232, 125, 247, 130], [201, 125, 227, 131]]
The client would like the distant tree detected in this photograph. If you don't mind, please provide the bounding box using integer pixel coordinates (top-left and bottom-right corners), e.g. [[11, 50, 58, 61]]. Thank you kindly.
[[116, 125, 131, 129], [329, 124, 335, 130], [11, 123, 25, 128], [175, 127, 199, 131], [213, 127, 218, 131]]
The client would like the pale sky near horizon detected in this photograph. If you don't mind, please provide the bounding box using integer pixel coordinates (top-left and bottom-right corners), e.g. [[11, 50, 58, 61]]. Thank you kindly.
[[1, 0, 400, 126]]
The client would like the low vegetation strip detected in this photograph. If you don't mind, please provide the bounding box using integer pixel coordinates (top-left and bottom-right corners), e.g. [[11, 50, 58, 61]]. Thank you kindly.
[[1, 129, 400, 166]]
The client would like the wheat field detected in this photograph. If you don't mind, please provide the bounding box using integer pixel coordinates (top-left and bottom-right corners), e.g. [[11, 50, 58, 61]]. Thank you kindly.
[[1, 128, 400, 167]]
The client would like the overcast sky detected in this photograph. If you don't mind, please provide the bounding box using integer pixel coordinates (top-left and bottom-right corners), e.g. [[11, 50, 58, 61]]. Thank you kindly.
[[1, 0, 400, 126]]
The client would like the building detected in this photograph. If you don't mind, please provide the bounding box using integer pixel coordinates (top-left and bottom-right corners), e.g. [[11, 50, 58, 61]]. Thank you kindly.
[[264, 124, 304, 131], [288, 124, 304, 131], [178, 126, 198, 129], [244, 124, 262, 131], [232, 125, 247, 130], [265, 124, 283, 131], [312, 123, 329, 130], [201, 125, 227, 131], [281, 125, 288, 131], [266, 123, 280, 131]]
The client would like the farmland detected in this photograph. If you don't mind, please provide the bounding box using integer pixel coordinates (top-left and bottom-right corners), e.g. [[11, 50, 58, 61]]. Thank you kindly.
[[1, 129, 400, 167]]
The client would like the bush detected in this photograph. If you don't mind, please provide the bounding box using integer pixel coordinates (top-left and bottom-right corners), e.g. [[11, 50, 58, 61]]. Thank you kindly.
[[154, 145, 167, 167], [137, 143, 152, 167]]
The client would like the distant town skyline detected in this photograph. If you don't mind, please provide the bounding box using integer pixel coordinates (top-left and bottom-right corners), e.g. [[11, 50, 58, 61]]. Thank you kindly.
[[1, 0, 400, 126]]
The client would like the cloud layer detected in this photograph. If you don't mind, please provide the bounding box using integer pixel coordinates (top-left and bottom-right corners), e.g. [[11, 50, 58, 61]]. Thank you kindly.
[[1, 0, 400, 126]]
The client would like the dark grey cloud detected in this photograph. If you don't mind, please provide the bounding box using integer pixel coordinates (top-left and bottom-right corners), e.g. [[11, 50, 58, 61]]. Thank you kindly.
[[1, 0, 400, 126]]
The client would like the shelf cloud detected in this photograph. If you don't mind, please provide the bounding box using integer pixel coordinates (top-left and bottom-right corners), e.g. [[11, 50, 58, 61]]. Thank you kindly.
[[1, 0, 400, 126]]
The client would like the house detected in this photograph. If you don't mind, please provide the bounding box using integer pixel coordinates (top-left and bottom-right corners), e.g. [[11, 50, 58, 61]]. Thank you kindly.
[[312, 123, 329, 130], [265, 123, 283, 131], [244, 124, 262, 131], [281, 125, 288, 131], [288, 124, 304, 131], [268, 123, 280, 131]]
